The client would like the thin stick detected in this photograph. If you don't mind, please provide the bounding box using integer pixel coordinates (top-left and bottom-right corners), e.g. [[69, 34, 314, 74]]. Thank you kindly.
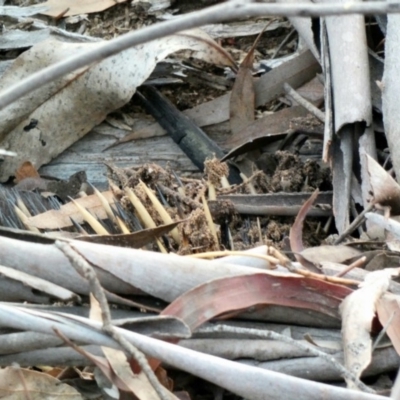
[[285, 262, 361, 286], [283, 82, 325, 122], [13, 364, 33, 400], [210, 324, 375, 394], [188, 249, 279, 266], [54, 240, 169, 400], [220, 170, 264, 195], [372, 311, 395, 352], [158, 183, 202, 209], [334, 256, 367, 277], [0, 1, 398, 110], [334, 203, 375, 245], [271, 27, 296, 59]]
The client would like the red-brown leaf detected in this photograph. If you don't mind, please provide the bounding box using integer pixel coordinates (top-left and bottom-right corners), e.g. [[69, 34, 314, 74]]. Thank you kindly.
[[162, 272, 352, 330]]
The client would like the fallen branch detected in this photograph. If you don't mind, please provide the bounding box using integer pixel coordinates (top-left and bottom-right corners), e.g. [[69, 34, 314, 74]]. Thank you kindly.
[[55, 240, 168, 400], [0, 304, 388, 400]]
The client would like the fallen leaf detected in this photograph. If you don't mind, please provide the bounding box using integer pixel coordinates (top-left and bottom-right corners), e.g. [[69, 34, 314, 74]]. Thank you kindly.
[[290, 189, 319, 253], [41, 0, 128, 17], [89, 295, 174, 400], [14, 161, 40, 182], [365, 153, 400, 215], [340, 268, 399, 389], [222, 107, 309, 157], [0, 366, 82, 399], [366, 213, 400, 241], [55, 328, 133, 392], [376, 292, 400, 356], [162, 272, 352, 330], [301, 245, 362, 265], [229, 32, 256, 135]]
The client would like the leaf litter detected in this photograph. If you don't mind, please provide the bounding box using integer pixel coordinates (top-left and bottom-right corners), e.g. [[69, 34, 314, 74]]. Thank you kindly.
[[0, 1, 398, 399]]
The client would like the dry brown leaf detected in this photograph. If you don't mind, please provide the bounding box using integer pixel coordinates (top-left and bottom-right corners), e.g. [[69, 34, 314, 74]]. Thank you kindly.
[[162, 272, 352, 330], [41, 0, 128, 17], [301, 245, 362, 265], [376, 292, 400, 356], [365, 154, 400, 215], [14, 161, 40, 183], [0, 366, 82, 399], [290, 189, 319, 253], [89, 295, 173, 400], [55, 328, 133, 393], [155, 366, 174, 391], [222, 106, 308, 156], [229, 34, 256, 135], [340, 268, 399, 389]]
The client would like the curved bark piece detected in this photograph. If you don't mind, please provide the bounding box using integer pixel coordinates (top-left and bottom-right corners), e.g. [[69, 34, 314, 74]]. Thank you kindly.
[[382, 10, 400, 181]]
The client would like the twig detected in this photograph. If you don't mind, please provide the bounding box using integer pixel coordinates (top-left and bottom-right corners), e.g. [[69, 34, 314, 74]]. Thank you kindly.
[[285, 261, 360, 285], [209, 324, 375, 394], [334, 203, 375, 245], [372, 311, 395, 352], [350, 199, 365, 236], [219, 170, 264, 194], [54, 240, 168, 400], [283, 82, 325, 122], [0, 1, 399, 110], [13, 364, 33, 400], [187, 249, 280, 266], [334, 256, 367, 277], [271, 28, 296, 59], [158, 183, 203, 209]]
